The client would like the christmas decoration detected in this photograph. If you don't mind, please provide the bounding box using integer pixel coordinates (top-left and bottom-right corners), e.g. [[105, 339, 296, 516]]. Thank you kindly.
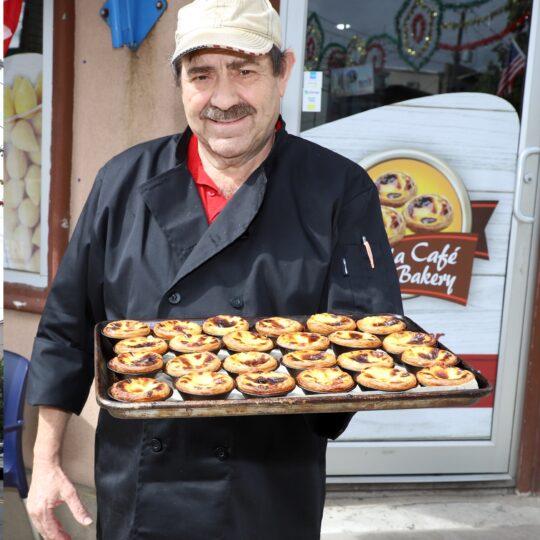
[[305, 12, 324, 71]]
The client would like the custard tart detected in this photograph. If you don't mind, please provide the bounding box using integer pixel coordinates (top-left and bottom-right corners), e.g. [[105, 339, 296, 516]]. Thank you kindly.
[[223, 352, 278, 377], [107, 351, 164, 377], [254, 317, 304, 337], [174, 371, 234, 400], [356, 315, 406, 335], [417, 365, 475, 387], [153, 319, 202, 339], [296, 367, 355, 394], [102, 320, 151, 339], [202, 315, 249, 336], [108, 377, 172, 402], [222, 330, 274, 352], [382, 331, 437, 355], [401, 346, 459, 369], [276, 332, 330, 353], [168, 333, 221, 353], [236, 370, 296, 397], [282, 350, 337, 376], [306, 313, 356, 335], [381, 206, 406, 246], [337, 349, 393, 374], [374, 171, 417, 207], [164, 352, 221, 377], [404, 194, 453, 233], [328, 331, 382, 354], [356, 366, 417, 392], [113, 335, 168, 355]]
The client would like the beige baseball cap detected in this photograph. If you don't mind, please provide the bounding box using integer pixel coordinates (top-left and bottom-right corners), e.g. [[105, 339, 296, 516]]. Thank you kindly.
[[171, 0, 282, 63]]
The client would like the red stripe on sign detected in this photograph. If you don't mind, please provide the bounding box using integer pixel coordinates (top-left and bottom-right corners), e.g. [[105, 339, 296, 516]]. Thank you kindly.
[[459, 354, 498, 408], [400, 288, 468, 305]]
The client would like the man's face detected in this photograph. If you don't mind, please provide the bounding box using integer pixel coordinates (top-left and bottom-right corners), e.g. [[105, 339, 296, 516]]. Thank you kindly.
[[180, 48, 294, 160]]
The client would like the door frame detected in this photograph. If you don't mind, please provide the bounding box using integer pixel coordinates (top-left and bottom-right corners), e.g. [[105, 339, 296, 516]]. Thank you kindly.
[[280, 0, 540, 481]]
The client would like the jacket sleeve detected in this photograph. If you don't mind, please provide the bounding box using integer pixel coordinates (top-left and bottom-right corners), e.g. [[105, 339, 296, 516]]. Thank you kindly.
[[26, 168, 107, 416], [304, 168, 404, 440]]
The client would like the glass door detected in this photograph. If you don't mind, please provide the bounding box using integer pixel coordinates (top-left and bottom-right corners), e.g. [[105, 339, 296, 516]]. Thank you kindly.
[[281, 0, 540, 479]]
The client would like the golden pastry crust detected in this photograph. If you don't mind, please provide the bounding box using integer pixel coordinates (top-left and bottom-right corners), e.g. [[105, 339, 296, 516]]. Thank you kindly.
[[282, 350, 337, 371], [375, 171, 417, 207], [108, 351, 164, 376], [296, 367, 355, 394], [108, 377, 172, 402], [168, 333, 222, 353], [223, 352, 278, 376], [102, 320, 151, 339], [382, 331, 437, 355], [356, 366, 417, 391], [113, 335, 168, 355], [175, 371, 234, 398], [381, 206, 406, 245], [222, 331, 274, 352], [401, 346, 459, 368], [276, 332, 330, 352], [236, 370, 296, 397], [152, 319, 202, 339], [404, 194, 453, 233], [328, 330, 382, 349], [356, 315, 406, 335], [337, 349, 393, 373], [306, 313, 356, 335], [254, 317, 304, 337], [417, 365, 475, 386], [164, 352, 221, 377], [202, 315, 249, 336]]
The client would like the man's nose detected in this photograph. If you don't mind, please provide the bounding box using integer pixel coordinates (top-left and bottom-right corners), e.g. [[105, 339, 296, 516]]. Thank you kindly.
[[209, 75, 240, 112]]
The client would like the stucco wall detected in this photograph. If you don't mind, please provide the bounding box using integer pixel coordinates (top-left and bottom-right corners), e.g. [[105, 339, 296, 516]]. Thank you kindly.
[[5, 0, 189, 489]]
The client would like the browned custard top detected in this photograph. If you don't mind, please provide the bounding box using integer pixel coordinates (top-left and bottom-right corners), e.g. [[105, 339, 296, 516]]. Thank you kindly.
[[114, 352, 162, 367], [277, 332, 330, 350], [112, 377, 170, 397]]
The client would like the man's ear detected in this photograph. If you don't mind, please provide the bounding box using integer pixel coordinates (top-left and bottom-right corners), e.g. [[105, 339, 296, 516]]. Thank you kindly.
[[278, 49, 296, 97]]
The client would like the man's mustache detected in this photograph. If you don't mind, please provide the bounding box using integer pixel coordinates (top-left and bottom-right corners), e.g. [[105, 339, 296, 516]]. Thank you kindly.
[[200, 103, 256, 122]]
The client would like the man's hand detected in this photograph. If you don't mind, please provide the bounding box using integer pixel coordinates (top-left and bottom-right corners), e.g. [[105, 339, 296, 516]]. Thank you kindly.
[[27, 406, 93, 539], [27, 458, 93, 540]]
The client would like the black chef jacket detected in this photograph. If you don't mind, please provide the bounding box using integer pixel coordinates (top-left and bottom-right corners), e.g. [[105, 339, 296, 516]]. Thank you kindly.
[[26, 116, 403, 540]]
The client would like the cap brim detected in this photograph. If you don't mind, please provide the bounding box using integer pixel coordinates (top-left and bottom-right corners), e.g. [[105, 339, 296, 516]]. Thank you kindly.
[[172, 26, 275, 63]]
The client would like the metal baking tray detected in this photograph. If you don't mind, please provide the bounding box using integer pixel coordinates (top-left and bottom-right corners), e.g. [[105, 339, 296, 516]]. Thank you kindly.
[[94, 314, 492, 419]]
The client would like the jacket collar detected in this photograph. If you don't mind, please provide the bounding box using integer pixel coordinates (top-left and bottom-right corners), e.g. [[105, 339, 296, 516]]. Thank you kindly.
[[138, 115, 288, 291]]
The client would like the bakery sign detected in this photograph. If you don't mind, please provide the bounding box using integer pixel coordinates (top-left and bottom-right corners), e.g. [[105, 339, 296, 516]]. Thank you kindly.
[[361, 150, 497, 306]]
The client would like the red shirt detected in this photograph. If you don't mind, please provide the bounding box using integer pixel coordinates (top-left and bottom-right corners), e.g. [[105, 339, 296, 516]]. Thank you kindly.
[[187, 118, 283, 224]]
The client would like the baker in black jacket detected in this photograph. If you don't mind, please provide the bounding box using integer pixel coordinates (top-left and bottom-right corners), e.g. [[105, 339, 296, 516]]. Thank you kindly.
[[25, 1, 403, 539]]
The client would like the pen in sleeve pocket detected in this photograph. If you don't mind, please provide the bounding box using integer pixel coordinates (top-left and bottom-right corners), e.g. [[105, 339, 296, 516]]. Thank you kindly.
[[362, 236, 375, 269]]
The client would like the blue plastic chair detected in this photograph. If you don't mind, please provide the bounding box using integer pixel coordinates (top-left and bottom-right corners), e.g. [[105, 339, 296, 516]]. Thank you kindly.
[[4, 350, 30, 498]]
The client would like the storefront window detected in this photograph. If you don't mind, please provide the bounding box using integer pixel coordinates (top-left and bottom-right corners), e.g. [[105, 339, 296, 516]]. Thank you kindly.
[[3, 0, 75, 313], [301, 0, 532, 130], [4, 0, 49, 283]]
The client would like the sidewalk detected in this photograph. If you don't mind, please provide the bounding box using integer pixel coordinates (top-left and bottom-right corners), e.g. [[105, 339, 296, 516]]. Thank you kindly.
[[321, 488, 540, 539]]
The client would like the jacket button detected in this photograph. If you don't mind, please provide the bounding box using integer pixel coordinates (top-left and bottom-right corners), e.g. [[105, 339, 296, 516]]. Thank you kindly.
[[168, 292, 181, 305], [230, 296, 244, 309], [151, 438, 163, 452], [214, 446, 229, 461]]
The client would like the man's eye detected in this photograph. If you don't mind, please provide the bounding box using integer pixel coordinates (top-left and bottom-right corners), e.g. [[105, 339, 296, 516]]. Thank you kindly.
[[240, 69, 253, 76], [195, 75, 208, 81]]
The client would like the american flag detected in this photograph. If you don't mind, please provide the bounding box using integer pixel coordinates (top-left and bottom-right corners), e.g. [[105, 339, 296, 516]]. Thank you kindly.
[[497, 39, 526, 96]]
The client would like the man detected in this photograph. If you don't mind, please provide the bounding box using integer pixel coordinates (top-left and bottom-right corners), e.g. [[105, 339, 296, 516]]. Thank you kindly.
[[26, 1, 403, 539]]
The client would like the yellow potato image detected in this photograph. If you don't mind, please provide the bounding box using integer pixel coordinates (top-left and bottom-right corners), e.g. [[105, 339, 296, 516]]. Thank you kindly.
[[29, 150, 42, 165], [6, 146, 29, 179], [4, 86, 15, 118], [35, 72, 43, 103], [29, 249, 41, 272], [32, 225, 41, 247], [5, 179, 25, 209], [13, 76, 38, 116], [9, 224, 34, 265], [11, 119, 40, 152], [18, 198, 40, 228], [5, 208, 19, 236], [25, 165, 41, 206], [32, 110, 42, 135]]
